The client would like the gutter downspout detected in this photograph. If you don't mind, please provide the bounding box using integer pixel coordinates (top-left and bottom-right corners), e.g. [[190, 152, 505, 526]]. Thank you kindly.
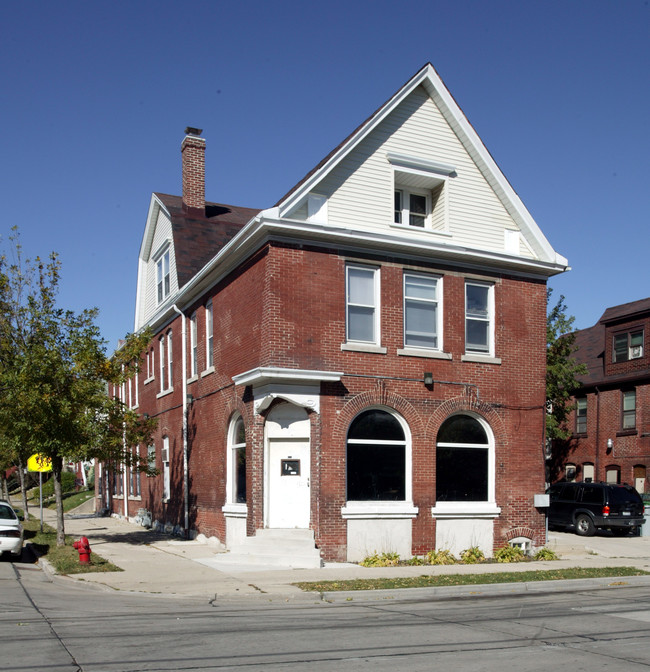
[[172, 304, 190, 538], [595, 386, 601, 482]]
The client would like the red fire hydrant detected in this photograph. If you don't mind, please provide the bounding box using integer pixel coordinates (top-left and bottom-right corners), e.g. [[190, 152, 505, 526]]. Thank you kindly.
[[73, 536, 92, 564]]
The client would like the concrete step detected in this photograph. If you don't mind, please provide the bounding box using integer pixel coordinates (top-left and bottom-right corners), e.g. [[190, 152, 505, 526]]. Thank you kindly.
[[213, 528, 322, 569]]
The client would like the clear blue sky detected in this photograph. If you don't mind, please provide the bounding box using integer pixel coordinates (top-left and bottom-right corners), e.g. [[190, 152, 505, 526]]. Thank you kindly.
[[1, 0, 648, 351]]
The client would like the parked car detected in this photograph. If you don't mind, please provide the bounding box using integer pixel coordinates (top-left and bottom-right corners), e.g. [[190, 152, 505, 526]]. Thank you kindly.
[[547, 481, 645, 537], [0, 499, 23, 559]]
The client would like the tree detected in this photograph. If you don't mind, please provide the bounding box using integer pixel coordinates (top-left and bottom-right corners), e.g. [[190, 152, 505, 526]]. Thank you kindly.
[[0, 229, 156, 545], [546, 290, 588, 443]]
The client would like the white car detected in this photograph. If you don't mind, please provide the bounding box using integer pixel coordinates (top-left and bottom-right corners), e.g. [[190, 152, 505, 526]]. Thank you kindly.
[[0, 500, 23, 559]]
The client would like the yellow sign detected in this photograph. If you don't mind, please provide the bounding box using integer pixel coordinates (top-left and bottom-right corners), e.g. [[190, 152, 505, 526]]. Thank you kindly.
[[27, 454, 52, 473]]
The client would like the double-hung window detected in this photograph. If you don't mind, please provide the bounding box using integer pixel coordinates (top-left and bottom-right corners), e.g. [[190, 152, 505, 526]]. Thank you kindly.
[[189, 312, 198, 378], [394, 189, 429, 228], [159, 330, 173, 393], [346, 265, 379, 345], [622, 389, 636, 430], [156, 249, 171, 304], [575, 397, 587, 434], [403, 273, 440, 349], [465, 281, 494, 355], [161, 436, 170, 501], [205, 300, 213, 369], [613, 330, 643, 362]]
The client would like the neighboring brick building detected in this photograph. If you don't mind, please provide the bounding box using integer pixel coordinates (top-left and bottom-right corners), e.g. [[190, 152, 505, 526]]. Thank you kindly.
[[98, 64, 568, 562], [553, 298, 650, 493]]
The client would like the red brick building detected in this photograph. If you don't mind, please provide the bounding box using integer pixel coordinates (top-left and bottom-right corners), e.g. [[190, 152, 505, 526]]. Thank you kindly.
[[98, 64, 568, 563], [554, 298, 650, 493]]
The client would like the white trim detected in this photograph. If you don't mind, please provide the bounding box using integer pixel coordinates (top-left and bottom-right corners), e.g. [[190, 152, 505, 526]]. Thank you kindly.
[[233, 366, 343, 387], [222, 503, 247, 518], [340, 343, 387, 354], [398, 348, 452, 360], [342, 503, 419, 519], [461, 354, 502, 365], [387, 151, 456, 176], [431, 502, 501, 518]]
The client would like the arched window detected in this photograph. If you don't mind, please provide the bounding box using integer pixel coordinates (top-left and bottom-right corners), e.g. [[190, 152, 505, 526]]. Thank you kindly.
[[436, 414, 492, 502], [347, 408, 409, 501], [227, 415, 246, 505]]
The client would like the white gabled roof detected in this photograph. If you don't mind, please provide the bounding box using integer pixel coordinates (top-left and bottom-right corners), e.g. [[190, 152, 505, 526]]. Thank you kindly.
[[275, 63, 566, 268]]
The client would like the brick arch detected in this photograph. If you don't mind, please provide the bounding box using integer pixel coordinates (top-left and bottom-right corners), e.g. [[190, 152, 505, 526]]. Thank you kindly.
[[503, 526, 535, 543], [425, 395, 507, 446], [331, 382, 426, 444]]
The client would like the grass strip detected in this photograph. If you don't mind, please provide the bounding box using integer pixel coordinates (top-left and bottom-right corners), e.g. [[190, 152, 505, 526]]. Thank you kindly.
[[294, 566, 650, 592], [24, 519, 122, 575]]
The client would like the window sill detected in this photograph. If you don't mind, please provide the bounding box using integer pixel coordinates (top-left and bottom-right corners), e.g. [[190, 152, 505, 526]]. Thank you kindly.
[[461, 354, 502, 365], [616, 429, 638, 437], [341, 343, 387, 354], [156, 388, 174, 399], [186, 374, 198, 385], [341, 502, 418, 519], [128, 496, 142, 501], [144, 376, 155, 386], [431, 502, 501, 518], [223, 503, 248, 518], [573, 433, 588, 439], [389, 223, 452, 238], [201, 366, 215, 378], [397, 347, 451, 360]]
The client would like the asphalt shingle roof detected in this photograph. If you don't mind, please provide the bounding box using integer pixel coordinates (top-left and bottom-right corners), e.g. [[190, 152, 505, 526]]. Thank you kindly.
[[155, 193, 261, 288]]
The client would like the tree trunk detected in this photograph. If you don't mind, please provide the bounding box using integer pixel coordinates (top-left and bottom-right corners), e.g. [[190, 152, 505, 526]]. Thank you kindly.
[[17, 455, 29, 517], [0, 474, 7, 500], [52, 455, 66, 546]]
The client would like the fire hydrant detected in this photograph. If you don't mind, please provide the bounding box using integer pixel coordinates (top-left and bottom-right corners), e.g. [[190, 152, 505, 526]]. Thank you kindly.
[[73, 536, 92, 564]]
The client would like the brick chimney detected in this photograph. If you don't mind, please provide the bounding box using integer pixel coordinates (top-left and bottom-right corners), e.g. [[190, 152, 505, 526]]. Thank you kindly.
[[181, 127, 205, 214]]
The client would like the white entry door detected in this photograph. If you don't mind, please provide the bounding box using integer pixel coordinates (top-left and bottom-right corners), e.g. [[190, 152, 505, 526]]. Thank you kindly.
[[268, 439, 310, 528]]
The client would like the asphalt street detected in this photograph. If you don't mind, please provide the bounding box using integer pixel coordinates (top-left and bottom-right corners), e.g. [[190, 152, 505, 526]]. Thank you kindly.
[[4, 559, 650, 672]]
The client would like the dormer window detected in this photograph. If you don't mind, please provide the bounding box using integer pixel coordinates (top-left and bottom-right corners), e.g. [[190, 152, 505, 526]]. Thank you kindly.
[[156, 249, 170, 304], [613, 330, 643, 363], [388, 152, 454, 233], [394, 189, 429, 227]]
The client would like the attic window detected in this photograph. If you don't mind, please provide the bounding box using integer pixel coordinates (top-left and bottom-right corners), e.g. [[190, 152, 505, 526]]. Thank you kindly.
[[156, 247, 171, 304], [388, 152, 454, 232]]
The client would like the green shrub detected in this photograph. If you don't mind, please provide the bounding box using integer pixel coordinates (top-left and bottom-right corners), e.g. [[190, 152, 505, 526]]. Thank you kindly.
[[424, 549, 456, 565], [360, 551, 401, 567], [460, 546, 485, 564], [533, 547, 558, 561], [494, 545, 526, 563]]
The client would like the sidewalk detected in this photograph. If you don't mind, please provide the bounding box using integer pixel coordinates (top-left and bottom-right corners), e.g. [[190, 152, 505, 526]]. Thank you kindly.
[[33, 507, 650, 603]]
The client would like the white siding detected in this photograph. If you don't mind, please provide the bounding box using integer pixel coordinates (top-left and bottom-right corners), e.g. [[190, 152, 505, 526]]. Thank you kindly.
[[304, 85, 535, 260], [142, 210, 178, 323]]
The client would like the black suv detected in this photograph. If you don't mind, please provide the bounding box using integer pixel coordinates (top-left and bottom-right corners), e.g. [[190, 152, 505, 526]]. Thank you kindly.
[[547, 481, 645, 536]]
